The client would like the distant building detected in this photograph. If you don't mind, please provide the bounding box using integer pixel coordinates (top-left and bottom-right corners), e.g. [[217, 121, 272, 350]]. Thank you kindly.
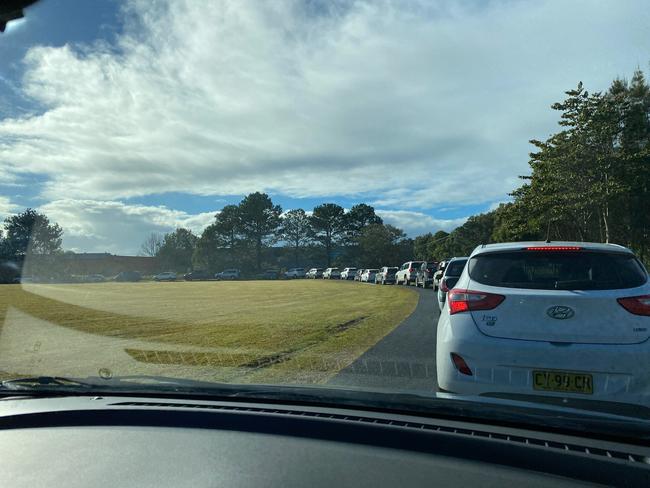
[[61, 253, 160, 276], [17, 253, 159, 278]]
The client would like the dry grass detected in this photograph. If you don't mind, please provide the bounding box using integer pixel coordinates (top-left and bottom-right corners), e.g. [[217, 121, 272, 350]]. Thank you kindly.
[[0, 280, 418, 383]]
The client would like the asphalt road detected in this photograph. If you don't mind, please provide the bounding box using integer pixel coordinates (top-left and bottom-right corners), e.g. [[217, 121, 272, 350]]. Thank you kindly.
[[329, 285, 440, 393]]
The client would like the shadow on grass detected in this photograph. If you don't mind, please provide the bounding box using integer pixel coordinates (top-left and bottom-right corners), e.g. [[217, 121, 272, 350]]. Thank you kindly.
[[0, 286, 371, 373]]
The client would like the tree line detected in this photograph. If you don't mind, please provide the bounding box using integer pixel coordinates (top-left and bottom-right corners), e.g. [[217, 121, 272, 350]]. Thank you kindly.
[[413, 68, 650, 265], [144, 195, 415, 273]]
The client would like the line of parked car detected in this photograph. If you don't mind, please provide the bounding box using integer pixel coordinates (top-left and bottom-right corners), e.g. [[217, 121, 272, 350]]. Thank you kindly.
[[307, 242, 650, 408], [298, 261, 466, 299]]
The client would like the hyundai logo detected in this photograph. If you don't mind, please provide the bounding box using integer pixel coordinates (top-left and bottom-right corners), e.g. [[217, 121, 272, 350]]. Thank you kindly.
[[546, 305, 575, 320]]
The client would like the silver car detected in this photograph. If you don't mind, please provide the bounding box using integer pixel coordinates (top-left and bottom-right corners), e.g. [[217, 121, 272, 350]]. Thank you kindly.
[[436, 258, 468, 310], [361, 269, 379, 282], [375, 267, 398, 284], [340, 267, 357, 280], [154, 271, 177, 281]]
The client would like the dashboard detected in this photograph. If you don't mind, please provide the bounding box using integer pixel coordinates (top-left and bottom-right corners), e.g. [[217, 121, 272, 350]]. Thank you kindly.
[[0, 395, 648, 487]]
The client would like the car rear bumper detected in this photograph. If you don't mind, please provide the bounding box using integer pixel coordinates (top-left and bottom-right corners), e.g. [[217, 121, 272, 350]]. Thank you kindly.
[[437, 314, 650, 406]]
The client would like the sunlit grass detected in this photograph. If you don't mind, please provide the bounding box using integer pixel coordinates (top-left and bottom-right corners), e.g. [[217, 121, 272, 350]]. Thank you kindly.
[[0, 281, 418, 383]]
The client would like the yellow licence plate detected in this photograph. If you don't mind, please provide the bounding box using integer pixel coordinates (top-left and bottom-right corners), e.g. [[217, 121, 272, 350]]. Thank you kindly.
[[532, 370, 593, 395]]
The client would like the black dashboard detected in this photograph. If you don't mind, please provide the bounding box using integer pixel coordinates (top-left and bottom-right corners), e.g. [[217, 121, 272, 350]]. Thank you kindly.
[[0, 395, 648, 487]]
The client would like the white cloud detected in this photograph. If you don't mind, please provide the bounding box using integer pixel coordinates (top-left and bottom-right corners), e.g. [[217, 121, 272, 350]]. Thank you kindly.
[[0, 0, 647, 210], [377, 210, 466, 237], [38, 199, 216, 254], [0, 196, 19, 220]]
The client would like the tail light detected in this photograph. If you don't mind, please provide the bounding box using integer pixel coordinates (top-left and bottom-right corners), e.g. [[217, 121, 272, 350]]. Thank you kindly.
[[408, 268, 414, 273], [617, 295, 650, 316], [448, 289, 505, 315], [440, 278, 449, 293]]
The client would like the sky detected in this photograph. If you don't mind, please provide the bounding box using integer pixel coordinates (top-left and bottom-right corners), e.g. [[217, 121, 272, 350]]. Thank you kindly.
[[0, 0, 648, 254]]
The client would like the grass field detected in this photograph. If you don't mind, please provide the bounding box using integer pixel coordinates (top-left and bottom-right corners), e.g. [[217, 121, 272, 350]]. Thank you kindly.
[[0, 280, 418, 384]]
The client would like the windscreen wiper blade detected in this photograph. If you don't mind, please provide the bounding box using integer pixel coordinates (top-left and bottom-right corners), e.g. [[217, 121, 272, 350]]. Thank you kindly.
[[1, 376, 96, 390], [0, 375, 227, 393]]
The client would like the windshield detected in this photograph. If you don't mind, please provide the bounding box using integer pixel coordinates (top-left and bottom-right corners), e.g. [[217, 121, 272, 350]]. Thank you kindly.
[[1, 0, 650, 435]]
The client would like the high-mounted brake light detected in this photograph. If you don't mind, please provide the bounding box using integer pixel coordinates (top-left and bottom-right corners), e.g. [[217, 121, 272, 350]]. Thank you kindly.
[[448, 289, 505, 315], [617, 295, 650, 316], [524, 246, 582, 251]]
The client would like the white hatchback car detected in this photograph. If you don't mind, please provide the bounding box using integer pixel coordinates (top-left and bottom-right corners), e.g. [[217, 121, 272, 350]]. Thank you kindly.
[[361, 269, 379, 282], [340, 267, 357, 280], [437, 242, 650, 406], [323, 267, 341, 279]]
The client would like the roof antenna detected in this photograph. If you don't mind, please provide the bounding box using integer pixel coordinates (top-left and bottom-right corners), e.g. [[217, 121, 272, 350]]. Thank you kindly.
[[545, 219, 552, 243]]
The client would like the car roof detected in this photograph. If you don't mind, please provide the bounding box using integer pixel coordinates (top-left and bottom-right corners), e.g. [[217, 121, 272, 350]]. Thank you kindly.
[[448, 257, 468, 262], [471, 241, 632, 256]]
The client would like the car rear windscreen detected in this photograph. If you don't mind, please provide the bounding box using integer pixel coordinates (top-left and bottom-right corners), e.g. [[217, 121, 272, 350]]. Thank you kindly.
[[468, 251, 647, 290], [445, 260, 467, 276]]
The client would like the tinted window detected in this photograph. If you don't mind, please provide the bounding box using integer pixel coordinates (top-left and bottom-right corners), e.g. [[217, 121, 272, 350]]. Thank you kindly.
[[469, 251, 647, 290], [445, 260, 467, 276]]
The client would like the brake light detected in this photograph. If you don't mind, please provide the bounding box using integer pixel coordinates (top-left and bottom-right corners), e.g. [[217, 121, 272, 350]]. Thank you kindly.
[[525, 246, 582, 251], [450, 353, 473, 376], [440, 278, 449, 293], [617, 295, 650, 316], [448, 289, 505, 315], [408, 268, 414, 272]]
